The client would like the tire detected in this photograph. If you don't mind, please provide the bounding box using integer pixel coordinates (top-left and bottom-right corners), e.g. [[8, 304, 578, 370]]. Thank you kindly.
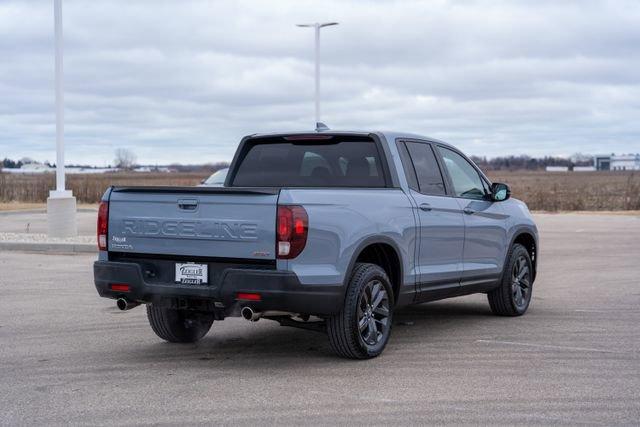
[[327, 263, 394, 359], [146, 304, 214, 343], [488, 243, 534, 316]]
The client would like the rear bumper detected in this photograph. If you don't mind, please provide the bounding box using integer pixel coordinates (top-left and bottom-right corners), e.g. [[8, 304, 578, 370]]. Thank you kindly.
[[93, 261, 343, 316]]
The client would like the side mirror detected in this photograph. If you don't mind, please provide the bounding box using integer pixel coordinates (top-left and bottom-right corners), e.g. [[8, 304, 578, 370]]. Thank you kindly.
[[491, 182, 511, 202]]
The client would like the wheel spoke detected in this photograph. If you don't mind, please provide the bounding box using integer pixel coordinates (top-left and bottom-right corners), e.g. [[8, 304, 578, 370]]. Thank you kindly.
[[373, 305, 389, 317], [514, 285, 522, 304], [358, 315, 368, 331], [368, 317, 377, 337], [371, 281, 381, 300], [371, 287, 385, 310], [517, 266, 528, 280], [374, 317, 388, 327], [363, 286, 371, 306], [364, 322, 376, 344]]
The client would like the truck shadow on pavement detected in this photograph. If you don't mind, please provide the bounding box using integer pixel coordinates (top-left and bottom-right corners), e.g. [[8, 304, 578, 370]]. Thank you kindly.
[[124, 298, 499, 366]]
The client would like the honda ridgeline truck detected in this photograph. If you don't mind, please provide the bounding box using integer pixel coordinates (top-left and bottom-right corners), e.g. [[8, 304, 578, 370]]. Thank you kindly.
[[94, 131, 538, 359]]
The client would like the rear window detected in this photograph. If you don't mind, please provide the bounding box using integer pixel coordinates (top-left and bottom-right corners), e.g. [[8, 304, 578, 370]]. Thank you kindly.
[[231, 136, 387, 187]]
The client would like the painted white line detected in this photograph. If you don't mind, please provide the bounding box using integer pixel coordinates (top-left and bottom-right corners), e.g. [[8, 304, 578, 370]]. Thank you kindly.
[[475, 339, 625, 354]]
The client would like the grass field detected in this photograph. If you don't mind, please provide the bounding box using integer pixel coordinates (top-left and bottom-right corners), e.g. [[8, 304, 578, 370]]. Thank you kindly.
[[1, 170, 639, 211]]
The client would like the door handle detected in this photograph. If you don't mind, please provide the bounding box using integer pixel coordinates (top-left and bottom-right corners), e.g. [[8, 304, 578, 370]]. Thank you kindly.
[[178, 199, 198, 210], [463, 208, 475, 215], [419, 203, 432, 212]]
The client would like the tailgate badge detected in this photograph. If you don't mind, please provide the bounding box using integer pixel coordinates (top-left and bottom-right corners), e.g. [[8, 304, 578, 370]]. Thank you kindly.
[[252, 250, 270, 257]]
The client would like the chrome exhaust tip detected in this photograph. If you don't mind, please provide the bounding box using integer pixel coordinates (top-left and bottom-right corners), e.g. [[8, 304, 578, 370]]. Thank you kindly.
[[241, 306, 261, 322], [116, 298, 139, 311]]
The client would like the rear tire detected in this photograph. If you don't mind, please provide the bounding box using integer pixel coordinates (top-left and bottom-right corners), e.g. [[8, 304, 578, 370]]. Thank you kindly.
[[327, 263, 394, 359], [488, 243, 533, 316], [146, 305, 214, 343]]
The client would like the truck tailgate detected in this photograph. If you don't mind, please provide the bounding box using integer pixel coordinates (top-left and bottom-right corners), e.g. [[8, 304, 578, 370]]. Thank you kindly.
[[107, 187, 278, 260]]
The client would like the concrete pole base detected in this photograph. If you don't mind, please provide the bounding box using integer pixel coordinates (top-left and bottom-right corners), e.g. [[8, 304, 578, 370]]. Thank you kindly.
[[47, 190, 78, 238]]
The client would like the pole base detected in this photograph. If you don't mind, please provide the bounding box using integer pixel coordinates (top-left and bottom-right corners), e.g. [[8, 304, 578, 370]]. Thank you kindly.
[[47, 191, 77, 238]]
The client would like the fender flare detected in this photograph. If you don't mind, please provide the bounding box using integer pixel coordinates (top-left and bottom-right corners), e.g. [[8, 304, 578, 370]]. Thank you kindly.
[[342, 235, 405, 302], [503, 226, 539, 282]]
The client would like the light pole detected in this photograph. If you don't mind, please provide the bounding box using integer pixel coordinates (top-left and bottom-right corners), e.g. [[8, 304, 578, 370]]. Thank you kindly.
[[47, 0, 77, 238], [296, 22, 338, 131]]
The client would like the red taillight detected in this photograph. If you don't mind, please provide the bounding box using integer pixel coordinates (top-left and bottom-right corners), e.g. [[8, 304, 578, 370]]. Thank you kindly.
[[97, 201, 109, 251], [276, 205, 308, 259], [236, 292, 262, 301], [110, 283, 130, 292]]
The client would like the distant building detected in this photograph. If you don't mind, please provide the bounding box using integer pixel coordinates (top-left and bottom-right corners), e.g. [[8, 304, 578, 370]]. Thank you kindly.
[[611, 154, 640, 171], [594, 154, 640, 171], [546, 166, 569, 172], [594, 155, 611, 170], [3, 163, 55, 173], [573, 166, 596, 172]]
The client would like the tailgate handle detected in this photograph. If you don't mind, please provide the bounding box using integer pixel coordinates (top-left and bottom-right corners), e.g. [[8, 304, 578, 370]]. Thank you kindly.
[[178, 199, 198, 210]]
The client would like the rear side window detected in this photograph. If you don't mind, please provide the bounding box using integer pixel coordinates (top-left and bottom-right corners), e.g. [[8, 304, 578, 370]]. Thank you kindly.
[[231, 137, 386, 187], [404, 142, 446, 196]]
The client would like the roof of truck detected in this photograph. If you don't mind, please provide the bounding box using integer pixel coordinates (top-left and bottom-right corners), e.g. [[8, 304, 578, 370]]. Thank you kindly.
[[246, 129, 455, 148]]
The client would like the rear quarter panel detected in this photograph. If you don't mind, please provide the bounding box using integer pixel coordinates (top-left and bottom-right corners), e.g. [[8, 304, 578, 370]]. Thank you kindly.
[[278, 188, 418, 297]]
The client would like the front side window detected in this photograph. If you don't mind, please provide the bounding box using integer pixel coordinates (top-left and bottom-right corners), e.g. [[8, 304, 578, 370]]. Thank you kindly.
[[438, 146, 486, 200]]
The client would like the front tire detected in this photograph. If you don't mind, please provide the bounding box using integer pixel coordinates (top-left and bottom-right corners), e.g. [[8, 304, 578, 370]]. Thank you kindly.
[[488, 243, 534, 316], [146, 305, 214, 343], [327, 263, 394, 359]]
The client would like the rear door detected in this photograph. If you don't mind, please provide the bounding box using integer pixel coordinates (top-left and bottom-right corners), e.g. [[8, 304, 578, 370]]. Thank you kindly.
[[108, 188, 278, 260], [397, 140, 465, 299], [435, 146, 508, 286]]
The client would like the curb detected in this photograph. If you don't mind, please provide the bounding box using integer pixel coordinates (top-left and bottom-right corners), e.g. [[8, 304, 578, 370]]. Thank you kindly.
[[0, 241, 97, 254]]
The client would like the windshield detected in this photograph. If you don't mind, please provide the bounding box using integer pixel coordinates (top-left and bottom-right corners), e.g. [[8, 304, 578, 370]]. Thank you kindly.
[[231, 136, 386, 187]]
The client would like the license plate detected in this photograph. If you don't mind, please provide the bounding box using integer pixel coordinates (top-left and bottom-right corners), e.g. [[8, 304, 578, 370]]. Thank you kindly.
[[175, 263, 208, 285]]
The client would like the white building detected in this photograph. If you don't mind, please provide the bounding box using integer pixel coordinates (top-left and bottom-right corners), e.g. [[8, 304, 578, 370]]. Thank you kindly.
[[546, 166, 569, 172], [611, 154, 640, 171], [594, 154, 640, 171]]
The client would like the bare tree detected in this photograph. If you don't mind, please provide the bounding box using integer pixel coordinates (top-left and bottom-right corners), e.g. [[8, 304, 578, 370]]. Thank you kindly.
[[114, 148, 137, 170]]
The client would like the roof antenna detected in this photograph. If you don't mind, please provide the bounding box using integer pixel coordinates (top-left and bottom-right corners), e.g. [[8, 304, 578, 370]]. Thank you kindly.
[[297, 22, 338, 132], [316, 122, 330, 132]]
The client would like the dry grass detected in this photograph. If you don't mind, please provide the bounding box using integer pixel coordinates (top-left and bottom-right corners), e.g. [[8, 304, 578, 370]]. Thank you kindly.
[[0, 172, 208, 205], [1, 170, 639, 211], [486, 170, 640, 211], [0, 202, 98, 211], [0, 202, 46, 211]]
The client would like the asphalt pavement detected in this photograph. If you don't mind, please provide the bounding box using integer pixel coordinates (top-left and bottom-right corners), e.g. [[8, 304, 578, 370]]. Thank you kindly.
[[1, 213, 639, 425]]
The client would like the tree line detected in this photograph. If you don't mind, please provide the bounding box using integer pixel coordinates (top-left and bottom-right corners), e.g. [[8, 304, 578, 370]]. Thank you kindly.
[[468, 155, 593, 171]]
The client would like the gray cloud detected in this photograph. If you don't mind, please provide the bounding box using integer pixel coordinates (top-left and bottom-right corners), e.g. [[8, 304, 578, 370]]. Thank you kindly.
[[1, 0, 639, 165]]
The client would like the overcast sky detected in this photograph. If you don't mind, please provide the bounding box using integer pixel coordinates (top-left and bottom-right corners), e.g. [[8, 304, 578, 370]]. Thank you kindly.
[[1, 0, 639, 165]]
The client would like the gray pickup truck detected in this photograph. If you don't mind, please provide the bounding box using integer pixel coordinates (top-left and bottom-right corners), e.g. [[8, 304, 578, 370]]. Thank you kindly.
[[94, 130, 538, 359]]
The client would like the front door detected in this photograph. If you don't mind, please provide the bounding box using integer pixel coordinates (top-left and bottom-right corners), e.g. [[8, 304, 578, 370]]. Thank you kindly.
[[436, 146, 508, 287]]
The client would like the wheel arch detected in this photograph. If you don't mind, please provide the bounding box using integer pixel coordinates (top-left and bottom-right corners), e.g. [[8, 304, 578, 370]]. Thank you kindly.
[[509, 229, 538, 281], [345, 236, 404, 306]]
